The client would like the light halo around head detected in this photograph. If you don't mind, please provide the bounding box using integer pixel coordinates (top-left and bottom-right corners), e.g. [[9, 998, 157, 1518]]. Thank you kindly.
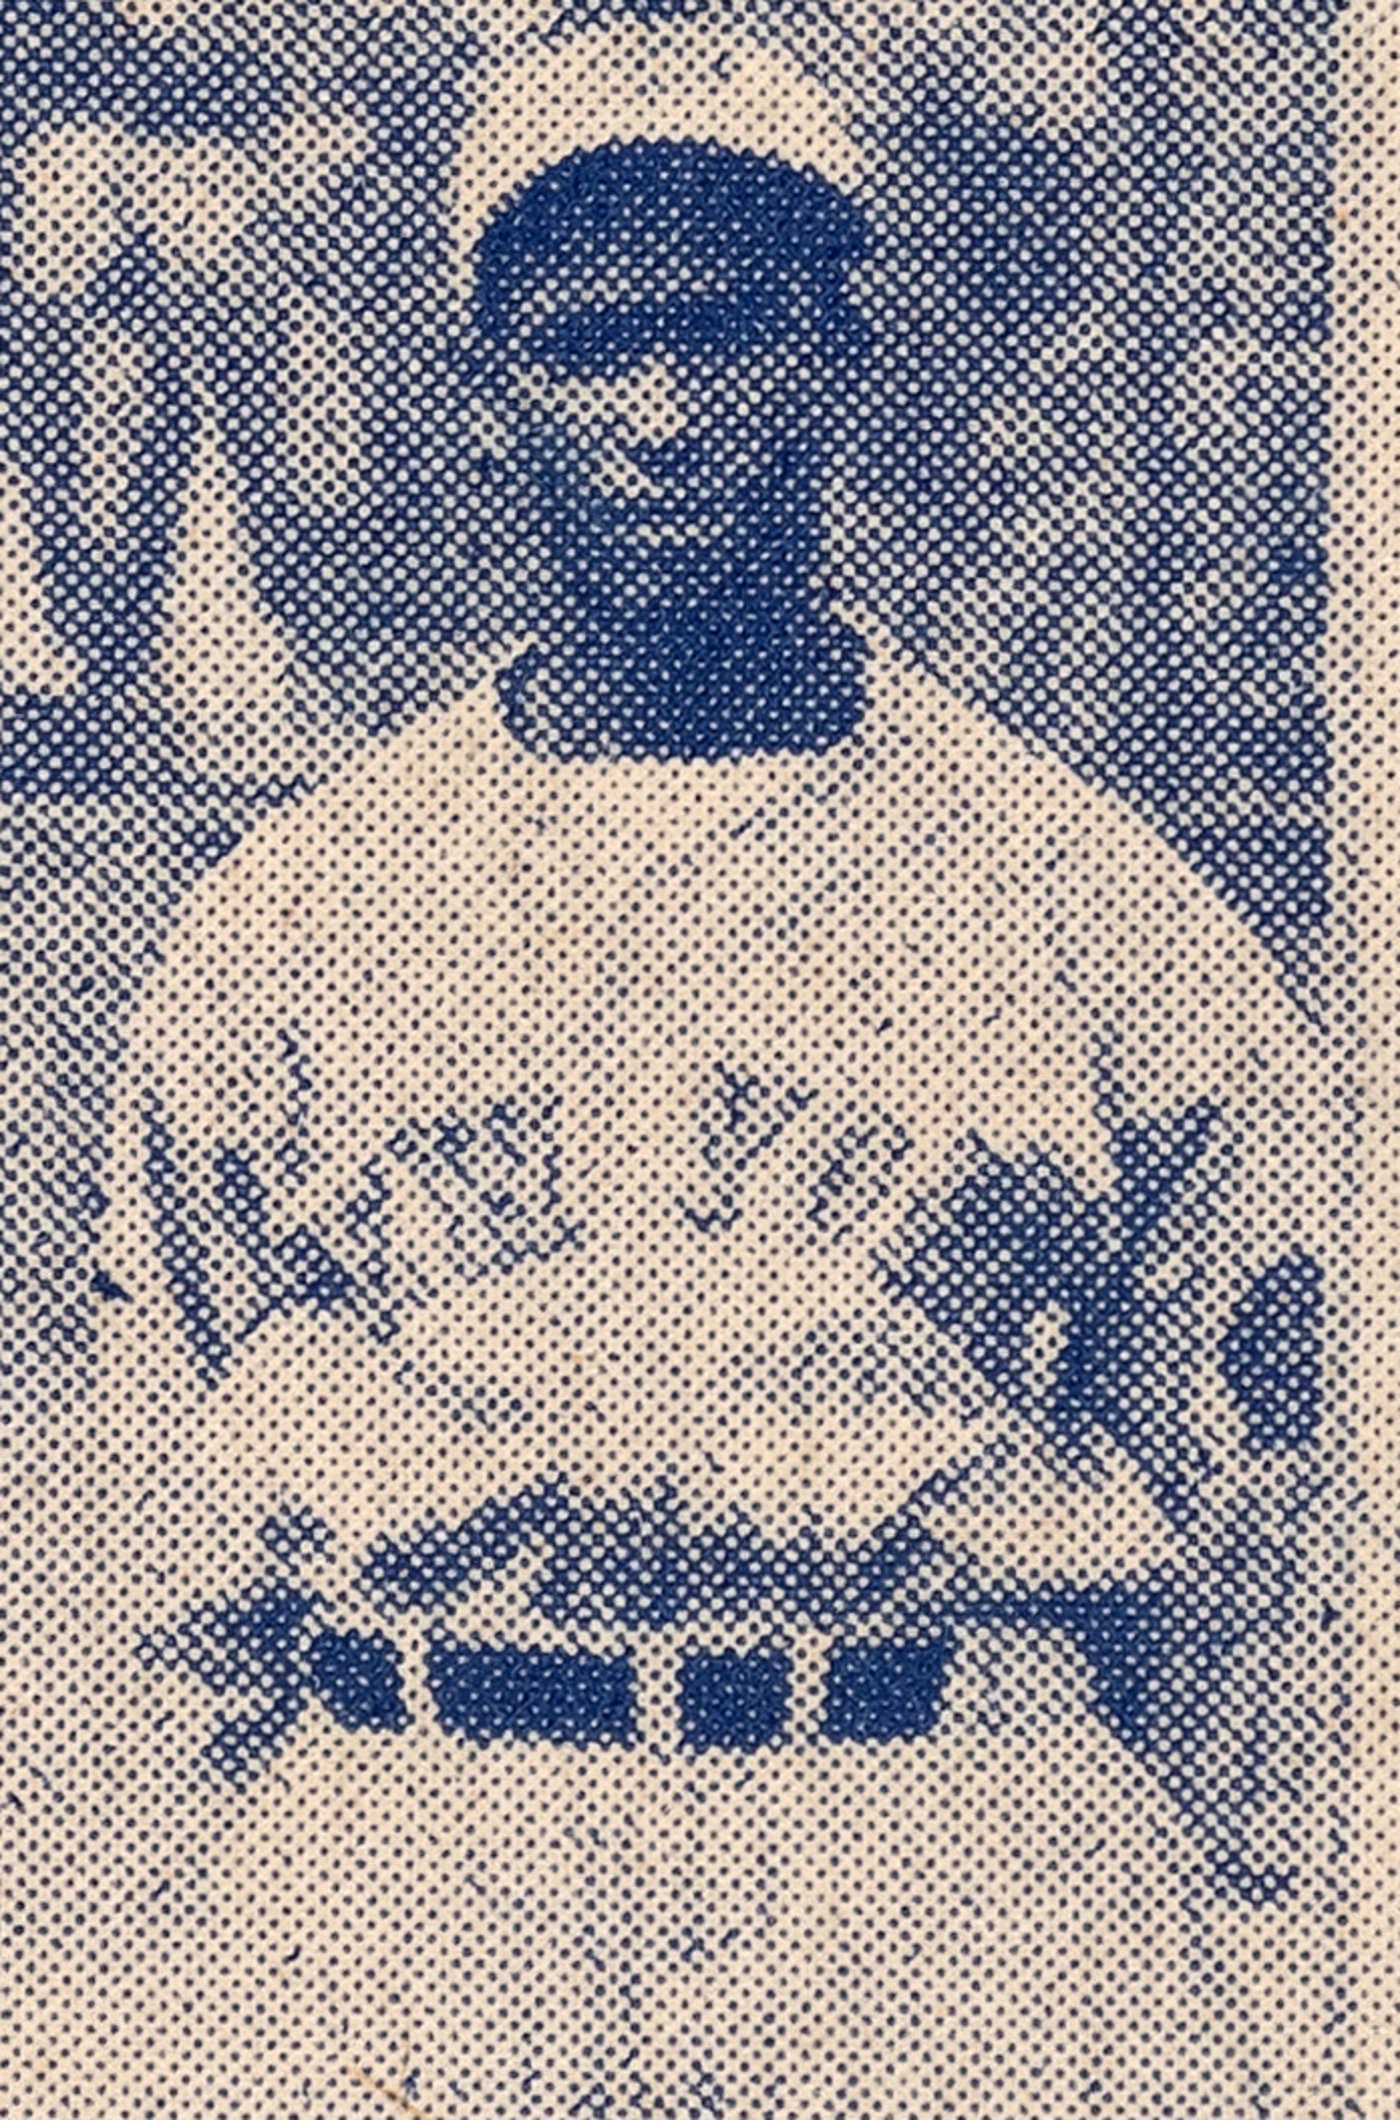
[[451, 17, 869, 310]]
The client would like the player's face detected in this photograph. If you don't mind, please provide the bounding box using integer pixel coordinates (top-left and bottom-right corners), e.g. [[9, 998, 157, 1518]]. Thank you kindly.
[[500, 250, 847, 608]]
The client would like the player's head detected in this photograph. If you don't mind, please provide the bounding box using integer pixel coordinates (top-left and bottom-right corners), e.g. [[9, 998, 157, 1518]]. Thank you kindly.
[[454, 24, 872, 612]]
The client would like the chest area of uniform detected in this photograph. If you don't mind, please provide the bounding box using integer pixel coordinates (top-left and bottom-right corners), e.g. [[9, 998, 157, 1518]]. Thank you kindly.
[[289, 774, 1057, 1087], [182, 996, 1100, 1368]]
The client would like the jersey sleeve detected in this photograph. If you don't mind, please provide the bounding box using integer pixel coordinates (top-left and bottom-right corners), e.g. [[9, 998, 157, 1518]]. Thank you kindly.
[[883, 722, 1339, 1597]]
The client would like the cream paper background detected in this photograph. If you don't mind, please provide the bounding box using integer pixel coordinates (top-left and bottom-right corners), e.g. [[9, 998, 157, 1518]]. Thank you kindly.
[[1336, 0, 1398, 2107]]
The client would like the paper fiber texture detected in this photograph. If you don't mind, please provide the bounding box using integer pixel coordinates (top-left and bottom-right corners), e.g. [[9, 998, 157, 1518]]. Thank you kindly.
[[1, 1, 1392, 2113]]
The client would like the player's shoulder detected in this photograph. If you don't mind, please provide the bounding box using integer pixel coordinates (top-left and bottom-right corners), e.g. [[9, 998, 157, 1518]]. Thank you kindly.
[[865, 620, 1304, 1032], [133, 647, 530, 1039]]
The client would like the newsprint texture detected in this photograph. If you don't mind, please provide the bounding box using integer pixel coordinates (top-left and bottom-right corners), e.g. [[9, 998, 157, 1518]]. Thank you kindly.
[[3, 1, 1398, 2113]]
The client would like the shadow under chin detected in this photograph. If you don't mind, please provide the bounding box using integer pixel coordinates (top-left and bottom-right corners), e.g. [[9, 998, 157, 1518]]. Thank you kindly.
[[496, 596, 868, 761]]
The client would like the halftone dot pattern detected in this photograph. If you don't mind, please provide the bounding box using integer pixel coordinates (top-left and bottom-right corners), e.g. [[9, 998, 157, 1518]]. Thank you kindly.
[[0, 3, 1373, 2115]]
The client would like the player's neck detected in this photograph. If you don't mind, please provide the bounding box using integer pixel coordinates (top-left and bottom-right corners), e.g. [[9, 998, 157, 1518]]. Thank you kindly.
[[499, 583, 868, 762]]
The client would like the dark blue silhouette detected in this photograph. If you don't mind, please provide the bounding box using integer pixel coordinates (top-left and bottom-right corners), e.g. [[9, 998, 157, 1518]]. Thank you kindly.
[[823, 1638, 954, 1744], [476, 141, 870, 760], [427, 1638, 635, 1746], [679, 1647, 790, 1752]]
